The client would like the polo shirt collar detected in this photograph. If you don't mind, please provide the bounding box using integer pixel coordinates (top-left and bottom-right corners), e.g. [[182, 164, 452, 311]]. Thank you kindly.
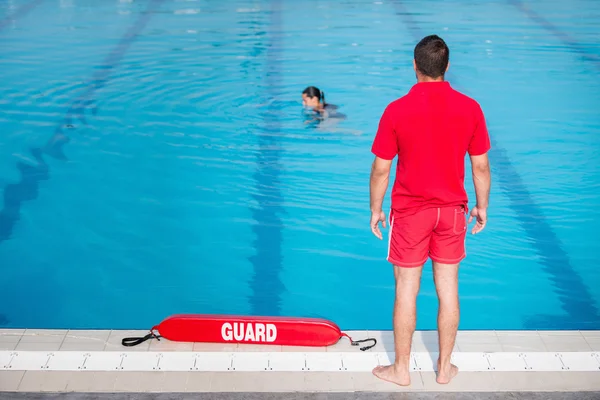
[[410, 81, 451, 92]]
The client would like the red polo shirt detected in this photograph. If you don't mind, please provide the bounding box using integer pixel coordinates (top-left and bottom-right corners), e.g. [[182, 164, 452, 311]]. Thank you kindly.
[[371, 81, 491, 217]]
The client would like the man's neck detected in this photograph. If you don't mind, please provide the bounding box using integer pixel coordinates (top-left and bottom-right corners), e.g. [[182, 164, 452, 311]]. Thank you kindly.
[[417, 75, 445, 83]]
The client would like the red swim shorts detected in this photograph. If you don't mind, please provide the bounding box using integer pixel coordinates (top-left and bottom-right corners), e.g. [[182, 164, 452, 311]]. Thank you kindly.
[[387, 206, 467, 267]]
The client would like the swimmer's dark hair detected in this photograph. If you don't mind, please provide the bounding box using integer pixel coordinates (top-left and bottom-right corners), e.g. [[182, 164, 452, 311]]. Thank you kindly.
[[302, 86, 326, 105], [414, 35, 449, 79]]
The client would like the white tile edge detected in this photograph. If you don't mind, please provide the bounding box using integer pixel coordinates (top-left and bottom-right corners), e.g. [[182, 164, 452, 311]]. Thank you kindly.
[[1, 350, 599, 372]]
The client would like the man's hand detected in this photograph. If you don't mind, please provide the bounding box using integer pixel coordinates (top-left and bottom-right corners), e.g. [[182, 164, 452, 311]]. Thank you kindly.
[[468, 206, 487, 234], [371, 210, 387, 240]]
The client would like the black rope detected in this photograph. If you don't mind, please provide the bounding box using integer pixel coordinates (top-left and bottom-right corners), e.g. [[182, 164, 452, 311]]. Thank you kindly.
[[121, 331, 161, 347], [350, 338, 377, 351]]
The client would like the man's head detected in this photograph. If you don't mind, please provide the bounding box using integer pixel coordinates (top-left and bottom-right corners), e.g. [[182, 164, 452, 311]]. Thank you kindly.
[[413, 35, 450, 81]]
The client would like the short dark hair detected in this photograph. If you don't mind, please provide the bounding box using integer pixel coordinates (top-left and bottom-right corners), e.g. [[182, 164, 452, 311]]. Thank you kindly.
[[414, 35, 449, 78]]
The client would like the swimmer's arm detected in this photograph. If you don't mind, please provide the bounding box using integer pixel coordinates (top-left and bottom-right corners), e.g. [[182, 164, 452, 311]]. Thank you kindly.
[[370, 156, 393, 213]]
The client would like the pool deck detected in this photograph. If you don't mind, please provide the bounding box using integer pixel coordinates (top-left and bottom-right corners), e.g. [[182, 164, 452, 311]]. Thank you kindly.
[[1, 329, 599, 394]]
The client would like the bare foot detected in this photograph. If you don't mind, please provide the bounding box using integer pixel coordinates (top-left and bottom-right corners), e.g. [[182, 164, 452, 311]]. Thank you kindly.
[[436, 361, 459, 384], [372, 364, 411, 386]]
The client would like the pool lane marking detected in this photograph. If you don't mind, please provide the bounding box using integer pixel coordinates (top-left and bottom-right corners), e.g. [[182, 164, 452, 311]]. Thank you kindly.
[[0, 0, 44, 32], [0, 0, 166, 246], [44, 0, 167, 160], [508, 0, 600, 71], [248, 0, 286, 316], [390, 0, 600, 328]]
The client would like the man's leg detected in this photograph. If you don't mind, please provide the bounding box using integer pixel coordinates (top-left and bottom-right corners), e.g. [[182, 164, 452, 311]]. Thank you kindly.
[[373, 264, 423, 386], [433, 261, 460, 384], [430, 206, 466, 385], [373, 208, 435, 386]]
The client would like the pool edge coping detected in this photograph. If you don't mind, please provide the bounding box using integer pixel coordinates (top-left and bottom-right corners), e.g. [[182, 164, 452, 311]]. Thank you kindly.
[[1, 329, 599, 393]]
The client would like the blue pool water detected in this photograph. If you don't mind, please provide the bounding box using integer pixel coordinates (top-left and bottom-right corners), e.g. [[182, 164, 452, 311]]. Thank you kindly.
[[1, 0, 599, 331]]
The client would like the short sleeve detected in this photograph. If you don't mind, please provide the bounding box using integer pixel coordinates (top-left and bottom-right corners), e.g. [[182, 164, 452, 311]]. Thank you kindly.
[[468, 104, 491, 156], [371, 106, 398, 160]]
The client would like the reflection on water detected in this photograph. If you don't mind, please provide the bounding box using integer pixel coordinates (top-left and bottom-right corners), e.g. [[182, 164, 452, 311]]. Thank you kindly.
[[0, 148, 48, 244]]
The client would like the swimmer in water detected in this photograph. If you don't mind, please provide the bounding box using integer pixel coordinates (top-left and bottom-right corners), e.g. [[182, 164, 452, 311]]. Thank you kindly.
[[302, 86, 346, 122], [301, 86, 364, 135]]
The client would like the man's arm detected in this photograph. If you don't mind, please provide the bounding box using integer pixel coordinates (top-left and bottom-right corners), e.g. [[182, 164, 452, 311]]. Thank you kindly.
[[370, 156, 392, 212], [369, 104, 397, 239], [471, 153, 491, 208], [469, 153, 491, 234], [370, 156, 393, 239], [467, 102, 491, 234]]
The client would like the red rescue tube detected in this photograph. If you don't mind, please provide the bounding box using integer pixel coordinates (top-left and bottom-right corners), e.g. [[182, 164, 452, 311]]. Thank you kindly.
[[159, 314, 341, 346], [122, 314, 376, 350]]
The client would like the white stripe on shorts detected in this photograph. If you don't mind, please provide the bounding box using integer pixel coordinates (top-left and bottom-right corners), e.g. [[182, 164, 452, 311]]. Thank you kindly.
[[387, 214, 394, 260]]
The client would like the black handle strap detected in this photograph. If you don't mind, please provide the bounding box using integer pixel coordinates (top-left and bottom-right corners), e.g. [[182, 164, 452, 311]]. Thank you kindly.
[[350, 338, 377, 351], [121, 331, 161, 347]]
